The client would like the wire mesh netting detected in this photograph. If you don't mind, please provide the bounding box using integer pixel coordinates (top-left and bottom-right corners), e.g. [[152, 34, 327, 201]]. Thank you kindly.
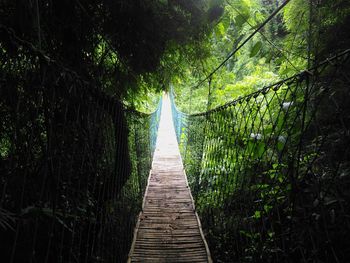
[[171, 50, 350, 262], [0, 27, 161, 263]]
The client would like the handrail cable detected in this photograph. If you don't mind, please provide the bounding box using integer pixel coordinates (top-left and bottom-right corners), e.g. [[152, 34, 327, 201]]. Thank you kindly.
[[182, 48, 350, 116]]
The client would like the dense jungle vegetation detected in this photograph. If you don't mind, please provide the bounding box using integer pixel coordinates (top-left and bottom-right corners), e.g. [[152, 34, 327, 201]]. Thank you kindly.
[[172, 0, 350, 111], [0, 0, 350, 262], [170, 0, 350, 262], [0, 1, 219, 262]]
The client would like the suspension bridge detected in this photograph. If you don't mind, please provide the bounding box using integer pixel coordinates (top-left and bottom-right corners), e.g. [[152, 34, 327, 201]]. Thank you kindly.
[[0, 48, 349, 262], [131, 49, 350, 262], [128, 94, 211, 262], [1, 1, 350, 261]]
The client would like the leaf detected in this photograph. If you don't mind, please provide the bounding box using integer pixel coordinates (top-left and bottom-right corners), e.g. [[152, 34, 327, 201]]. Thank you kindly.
[[265, 53, 273, 63], [250, 41, 262, 57], [215, 22, 226, 37], [235, 14, 247, 28], [251, 141, 265, 158], [264, 204, 272, 213], [253, 210, 261, 219], [276, 115, 284, 133], [277, 141, 284, 151]]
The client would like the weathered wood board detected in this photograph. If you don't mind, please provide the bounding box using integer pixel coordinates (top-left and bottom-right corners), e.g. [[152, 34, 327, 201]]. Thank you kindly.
[[128, 94, 211, 263]]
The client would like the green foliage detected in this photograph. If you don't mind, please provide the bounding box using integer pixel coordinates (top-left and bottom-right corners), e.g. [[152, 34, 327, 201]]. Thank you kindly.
[[249, 41, 262, 57], [0, 0, 222, 105], [171, 0, 350, 257], [171, 0, 318, 111], [0, 30, 163, 261], [1, 0, 350, 262], [172, 55, 350, 261]]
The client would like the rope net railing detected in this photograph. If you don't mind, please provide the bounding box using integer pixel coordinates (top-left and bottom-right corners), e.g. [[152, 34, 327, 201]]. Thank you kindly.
[[171, 50, 350, 262], [0, 27, 161, 263]]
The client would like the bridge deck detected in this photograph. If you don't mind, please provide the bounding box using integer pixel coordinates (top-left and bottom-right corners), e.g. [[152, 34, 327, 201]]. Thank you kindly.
[[128, 94, 211, 262]]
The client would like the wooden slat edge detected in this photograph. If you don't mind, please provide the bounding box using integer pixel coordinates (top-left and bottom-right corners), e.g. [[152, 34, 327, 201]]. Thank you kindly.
[[128, 168, 153, 263], [127, 211, 141, 263], [194, 210, 213, 263], [142, 168, 153, 210], [182, 167, 213, 263]]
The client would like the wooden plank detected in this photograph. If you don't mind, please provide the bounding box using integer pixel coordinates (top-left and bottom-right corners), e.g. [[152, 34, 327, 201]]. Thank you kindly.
[[128, 94, 211, 263]]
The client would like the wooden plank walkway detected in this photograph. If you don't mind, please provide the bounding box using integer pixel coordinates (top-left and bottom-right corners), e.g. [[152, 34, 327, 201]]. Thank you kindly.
[[128, 94, 211, 263]]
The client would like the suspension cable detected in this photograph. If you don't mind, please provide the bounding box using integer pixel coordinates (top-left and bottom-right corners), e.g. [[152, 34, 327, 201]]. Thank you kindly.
[[188, 48, 350, 116], [192, 0, 291, 90]]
